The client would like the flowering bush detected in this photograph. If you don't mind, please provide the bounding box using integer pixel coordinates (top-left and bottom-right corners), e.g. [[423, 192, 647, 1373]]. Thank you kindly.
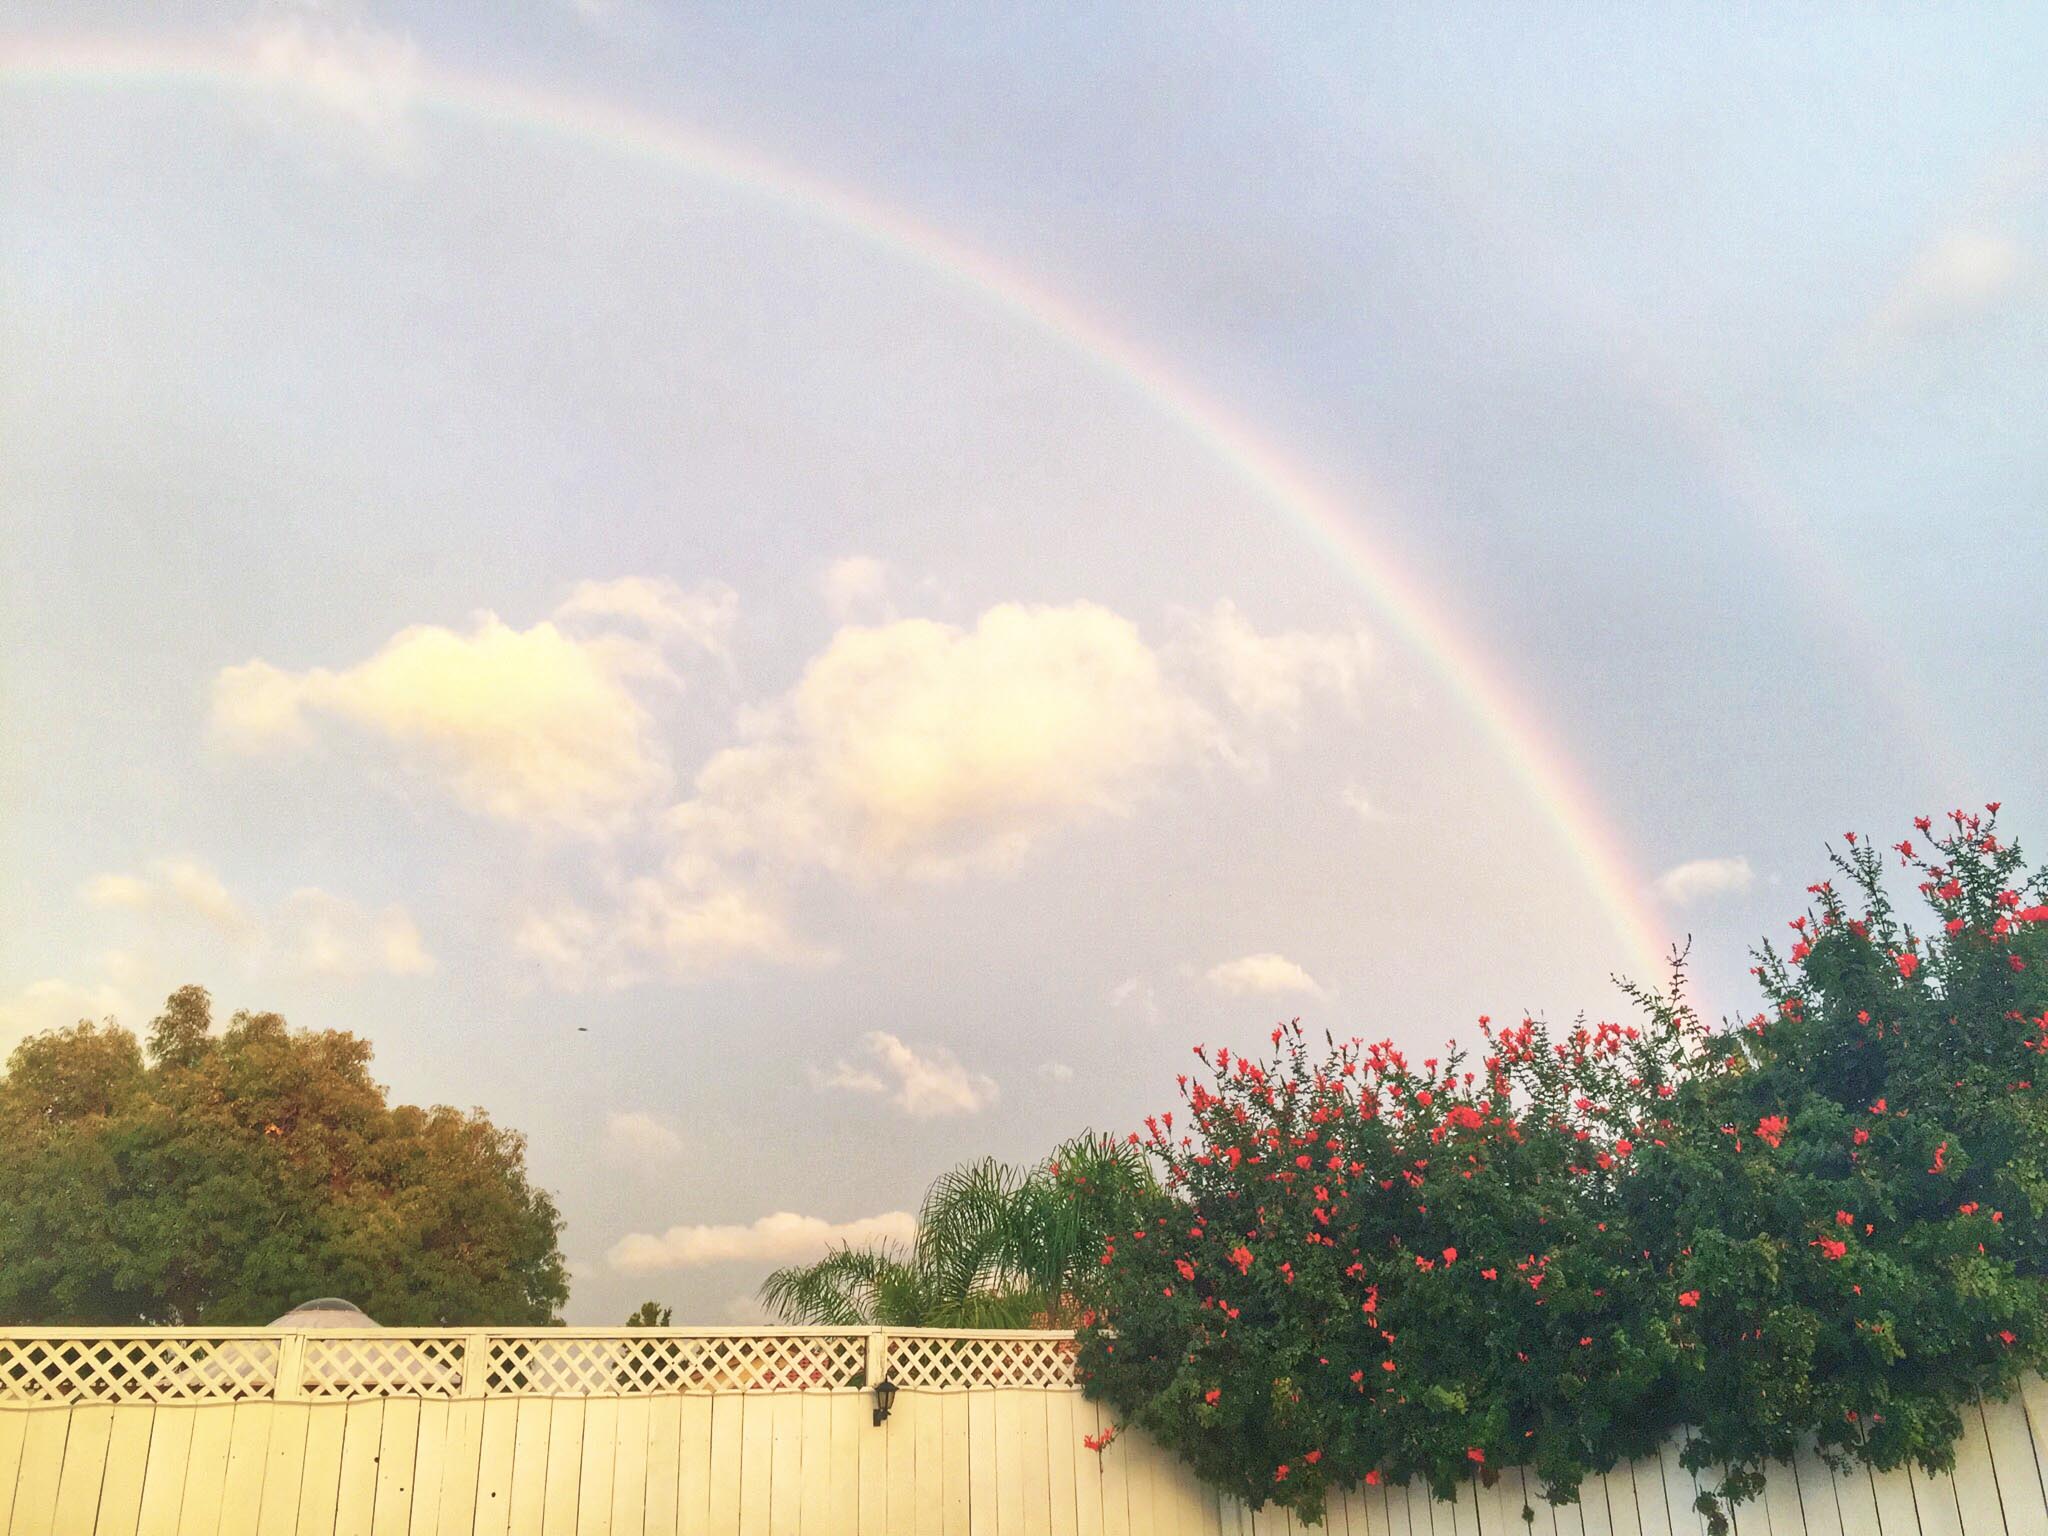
[[1078, 808, 2048, 1530]]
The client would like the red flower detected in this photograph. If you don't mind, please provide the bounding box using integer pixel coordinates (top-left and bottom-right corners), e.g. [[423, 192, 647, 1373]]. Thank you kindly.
[[1305, 1450, 1322, 1465], [1812, 1238, 1847, 1260], [1895, 952, 1921, 980], [2001, 1331, 2018, 1347], [1835, 1210, 1854, 1226], [1678, 1290, 1701, 1308], [1755, 1114, 1789, 1149], [1441, 1246, 1458, 1265], [1446, 1105, 1485, 1131], [1229, 1246, 1254, 1275], [1481, 1268, 1498, 1280], [1467, 1448, 1486, 1464], [1274, 1465, 1290, 1482], [1365, 1471, 1381, 1486], [1204, 1388, 1221, 1405]]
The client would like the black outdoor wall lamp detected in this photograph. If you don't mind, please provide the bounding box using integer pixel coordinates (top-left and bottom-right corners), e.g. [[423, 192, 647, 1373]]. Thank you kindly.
[[872, 1377, 899, 1427]]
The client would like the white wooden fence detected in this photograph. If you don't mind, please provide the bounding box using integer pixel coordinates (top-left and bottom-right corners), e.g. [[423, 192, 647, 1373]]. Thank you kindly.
[[2, 1328, 2046, 1535]]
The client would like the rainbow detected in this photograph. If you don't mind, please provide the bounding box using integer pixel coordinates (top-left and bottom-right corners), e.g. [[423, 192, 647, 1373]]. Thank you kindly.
[[1, 30, 1675, 983]]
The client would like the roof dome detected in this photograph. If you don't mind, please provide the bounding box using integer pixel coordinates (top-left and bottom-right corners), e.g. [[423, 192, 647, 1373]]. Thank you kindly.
[[268, 1297, 379, 1328]]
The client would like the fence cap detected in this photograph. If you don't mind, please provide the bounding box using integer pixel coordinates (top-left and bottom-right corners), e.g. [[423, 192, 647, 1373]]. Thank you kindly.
[[268, 1297, 379, 1329]]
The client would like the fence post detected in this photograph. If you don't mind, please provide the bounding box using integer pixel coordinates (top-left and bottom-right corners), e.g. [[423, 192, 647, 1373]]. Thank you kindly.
[[865, 1329, 888, 1389], [274, 1332, 306, 1402], [460, 1331, 491, 1399]]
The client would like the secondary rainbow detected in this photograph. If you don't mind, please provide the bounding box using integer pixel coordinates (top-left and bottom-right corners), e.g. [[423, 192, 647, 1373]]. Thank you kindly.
[[1, 30, 1675, 983]]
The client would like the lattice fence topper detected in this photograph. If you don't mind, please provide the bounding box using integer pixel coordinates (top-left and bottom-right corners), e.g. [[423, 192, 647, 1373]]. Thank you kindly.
[[300, 1334, 467, 1400], [884, 1332, 1079, 1390], [0, 1334, 281, 1405], [0, 1329, 1086, 1404], [485, 1332, 869, 1395]]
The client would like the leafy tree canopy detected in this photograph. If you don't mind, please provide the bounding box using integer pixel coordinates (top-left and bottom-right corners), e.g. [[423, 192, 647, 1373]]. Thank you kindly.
[[0, 985, 569, 1326], [1081, 808, 2048, 1531]]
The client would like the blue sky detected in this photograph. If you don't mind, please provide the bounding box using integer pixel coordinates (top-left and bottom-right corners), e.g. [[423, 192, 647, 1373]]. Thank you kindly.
[[3, 2, 2042, 1323]]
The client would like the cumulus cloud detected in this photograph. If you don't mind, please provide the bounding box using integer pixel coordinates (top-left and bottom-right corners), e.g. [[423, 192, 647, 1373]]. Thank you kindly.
[[819, 557, 891, 620], [517, 881, 826, 989], [212, 582, 726, 835], [0, 979, 129, 1053], [275, 889, 434, 977], [817, 1031, 998, 1117], [1038, 1061, 1075, 1083], [556, 577, 737, 660], [671, 602, 1208, 883], [1654, 856, 1755, 906], [246, 14, 422, 135], [1340, 783, 1387, 823], [602, 1111, 687, 1166], [85, 859, 253, 939], [1869, 230, 2028, 339], [83, 859, 432, 978], [1207, 952, 1323, 997], [608, 1209, 918, 1272], [1175, 600, 1372, 728]]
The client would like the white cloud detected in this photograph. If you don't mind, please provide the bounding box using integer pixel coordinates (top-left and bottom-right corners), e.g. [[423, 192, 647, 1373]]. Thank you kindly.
[[1207, 952, 1323, 997], [817, 1031, 998, 1118], [819, 557, 891, 620], [556, 577, 737, 661], [211, 583, 720, 835], [602, 1111, 687, 1166], [517, 880, 827, 989], [0, 979, 129, 1054], [1176, 600, 1372, 728], [671, 602, 1209, 883], [85, 859, 253, 939], [608, 1209, 918, 1272], [1653, 855, 1755, 906], [1109, 974, 1160, 1026], [1340, 783, 1387, 823], [1038, 1061, 1075, 1083], [246, 15, 421, 135], [275, 889, 434, 977], [83, 859, 432, 979], [1869, 230, 2028, 338]]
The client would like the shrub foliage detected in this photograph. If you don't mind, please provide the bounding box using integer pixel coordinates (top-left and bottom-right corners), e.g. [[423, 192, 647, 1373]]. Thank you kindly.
[[1078, 809, 2048, 1529]]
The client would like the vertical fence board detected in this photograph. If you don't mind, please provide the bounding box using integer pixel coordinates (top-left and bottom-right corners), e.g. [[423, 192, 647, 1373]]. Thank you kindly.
[[541, 1398, 586, 1536], [1910, 1461, 1966, 1536], [504, 1395, 553, 1536], [706, 1397, 745, 1536], [736, 1396, 773, 1536], [612, 1396, 650, 1536], [1017, 1393, 1052, 1536], [135, 1407, 197, 1536], [9, 1407, 73, 1536], [50, 1403, 117, 1536], [1951, 1406, 2006, 1536], [1985, 1393, 2048, 1536], [912, 1392, 947, 1536], [767, 1393, 802, 1536], [1044, 1393, 1077, 1536], [1828, 1457, 1881, 1536], [0, 1411, 26, 1536], [1095, 1403, 1132, 1536], [217, 1400, 276, 1536], [944, 1391, 974, 1536], [578, 1397, 619, 1536], [854, 1391, 886, 1536], [676, 1396, 713, 1536], [470, 1398, 521, 1536], [825, 1393, 862, 1536], [408, 1399, 452, 1536], [1868, 1461, 1922, 1536], [173, 1401, 236, 1536], [1794, 1443, 1844, 1536], [641, 1395, 683, 1536], [94, 1403, 159, 1536], [255, 1401, 310, 1536], [373, 1398, 422, 1536], [436, 1409, 487, 1536], [969, 1392, 1000, 1536]]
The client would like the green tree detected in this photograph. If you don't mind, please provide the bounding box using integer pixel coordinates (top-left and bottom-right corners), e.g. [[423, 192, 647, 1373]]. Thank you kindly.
[[626, 1300, 674, 1327], [760, 1133, 1155, 1327], [0, 985, 569, 1325]]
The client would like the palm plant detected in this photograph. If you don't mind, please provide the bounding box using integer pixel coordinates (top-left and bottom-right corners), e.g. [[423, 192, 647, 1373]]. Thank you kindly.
[[759, 1133, 1156, 1327]]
